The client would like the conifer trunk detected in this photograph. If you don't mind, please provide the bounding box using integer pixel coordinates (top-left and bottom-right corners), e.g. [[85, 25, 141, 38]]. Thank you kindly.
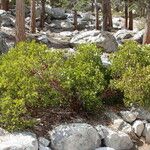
[[143, 1, 150, 44], [16, 0, 26, 43], [31, 0, 36, 33], [95, 0, 99, 30], [1, 0, 9, 11], [40, 0, 46, 30]]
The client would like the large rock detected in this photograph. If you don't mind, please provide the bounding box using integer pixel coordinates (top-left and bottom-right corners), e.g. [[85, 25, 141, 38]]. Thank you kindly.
[[95, 148, 115, 150], [80, 12, 94, 21], [143, 123, 150, 144], [36, 6, 66, 20], [0, 10, 15, 27], [61, 20, 73, 29], [132, 30, 144, 44], [111, 119, 133, 134], [49, 123, 101, 150], [1, 17, 15, 27], [105, 111, 121, 123], [100, 126, 133, 150], [131, 107, 150, 122], [0, 38, 9, 55], [39, 144, 51, 150], [113, 17, 124, 29], [120, 111, 138, 123], [70, 30, 118, 53], [114, 29, 135, 44], [132, 120, 144, 137], [0, 132, 38, 150], [51, 8, 67, 19]]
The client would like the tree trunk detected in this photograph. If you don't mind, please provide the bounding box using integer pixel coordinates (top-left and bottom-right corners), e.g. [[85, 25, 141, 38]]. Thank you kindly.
[[102, 0, 112, 31], [30, 0, 36, 33], [73, 10, 78, 30], [16, 0, 26, 43], [108, 0, 113, 29], [40, 0, 46, 30], [128, 10, 133, 30], [95, 0, 99, 30], [1, 0, 9, 11], [128, 0, 133, 30], [143, 1, 150, 44], [125, 0, 128, 29]]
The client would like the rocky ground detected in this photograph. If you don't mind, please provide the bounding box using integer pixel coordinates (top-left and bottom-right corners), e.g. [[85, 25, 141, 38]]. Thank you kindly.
[[1, 106, 150, 150], [0, 5, 148, 150]]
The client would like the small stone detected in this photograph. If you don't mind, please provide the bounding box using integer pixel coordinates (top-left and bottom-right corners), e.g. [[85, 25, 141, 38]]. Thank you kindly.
[[39, 144, 51, 150], [112, 119, 133, 134], [143, 123, 150, 144], [133, 120, 144, 137], [39, 137, 50, 147], [120, 111, 138, 123]]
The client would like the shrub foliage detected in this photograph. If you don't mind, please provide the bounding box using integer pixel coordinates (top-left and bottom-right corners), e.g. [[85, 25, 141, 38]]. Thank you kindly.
[[1, 40, 150, 131], [110, 41, 150, 107], [0, 41, 106, 130]]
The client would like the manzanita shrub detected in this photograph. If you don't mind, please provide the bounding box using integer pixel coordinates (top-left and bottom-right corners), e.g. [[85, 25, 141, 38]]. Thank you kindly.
[[110, 41, 150, 107], [0, 41, 106, 131]]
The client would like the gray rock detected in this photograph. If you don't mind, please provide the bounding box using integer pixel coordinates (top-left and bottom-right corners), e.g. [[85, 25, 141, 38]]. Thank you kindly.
[[39, 137, 50, 147], [0, 128, 8, 136], [36, 6, 66, 20], [143, 123, 150, 144], [105, 111, 121, 122], [132, 30, 144, 44], [51, 8, 66, 19], [131, 107, 150, 122], [49, 20, 62, 29], [39, 144, 51, 150], [0, 10, 7, 16], [133, 120, 144, 137], [112, 119, 133, 134], [95, 147, 115, 150], [59, 31, 73, 37], [0, 132, 38, 150], [77, 19, 89, 30], [113, 17, 124, 29], [80, 12, 94, 21], [95, 125, 105, 139], [49, 123, 101, 150], [0, 38, 9, 55], [114, 29, 134, 44], [101, 53, 111, 66], [101, 126, 133, 150], [70, 30, 118, 53], [1, 17, 15, 27], [142, 120, 148, 137], [61, 21, 73, 29], [120, 111, 138, 123], [0, 15, 2, 27], [37, 35, 50, 44]]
